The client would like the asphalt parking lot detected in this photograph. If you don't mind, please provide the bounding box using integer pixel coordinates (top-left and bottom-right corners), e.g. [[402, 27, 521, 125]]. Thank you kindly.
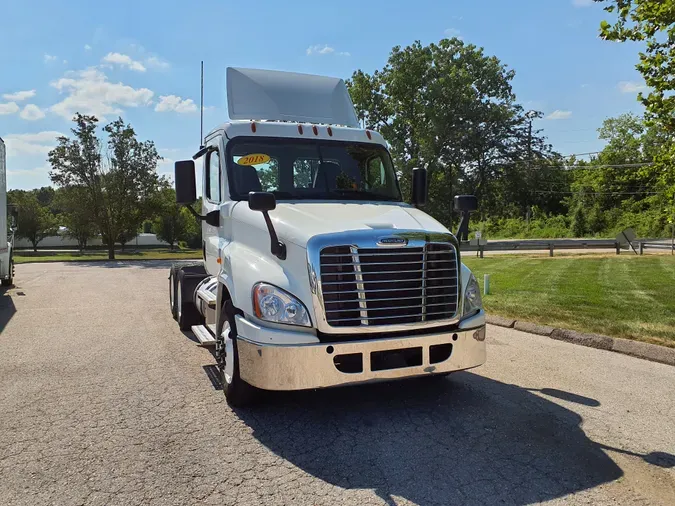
[[1, 261, 674, 505]]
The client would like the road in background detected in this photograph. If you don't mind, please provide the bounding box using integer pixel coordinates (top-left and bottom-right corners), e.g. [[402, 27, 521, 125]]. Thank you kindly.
[[1, 262, 674, 505]]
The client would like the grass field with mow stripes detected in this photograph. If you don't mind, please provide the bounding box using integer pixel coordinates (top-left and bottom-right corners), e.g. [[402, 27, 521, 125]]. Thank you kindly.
[[463, 254, 675, 348]]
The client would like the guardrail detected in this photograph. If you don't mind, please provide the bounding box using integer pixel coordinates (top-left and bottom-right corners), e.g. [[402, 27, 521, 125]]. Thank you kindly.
[[460, 238, 674, 257]]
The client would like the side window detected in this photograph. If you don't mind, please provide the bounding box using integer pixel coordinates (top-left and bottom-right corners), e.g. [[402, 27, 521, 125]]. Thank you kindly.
[[206, 149, 221, 202]]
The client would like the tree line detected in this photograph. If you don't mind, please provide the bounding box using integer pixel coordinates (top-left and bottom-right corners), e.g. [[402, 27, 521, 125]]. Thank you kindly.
[[8, 114, 201, 257], [9, 0, 675, 243], [347, 33, 674, 239]]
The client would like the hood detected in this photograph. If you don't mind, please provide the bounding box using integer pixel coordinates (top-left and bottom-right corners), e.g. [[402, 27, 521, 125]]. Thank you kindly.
[[232, 201, 451, 248]]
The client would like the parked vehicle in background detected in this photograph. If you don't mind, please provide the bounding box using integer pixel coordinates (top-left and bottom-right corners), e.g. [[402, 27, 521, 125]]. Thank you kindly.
[[0, 137, 17, 287], [169, 67, 486, 406]]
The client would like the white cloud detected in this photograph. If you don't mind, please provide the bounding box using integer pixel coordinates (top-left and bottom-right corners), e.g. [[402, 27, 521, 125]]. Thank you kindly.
[[146, 56, 170, 70], [545, 110, 573, 120], [154, 95, 198, 113], [580, 83, 590, 88], [44, 54, 57, 63], [50, 68, 154, 120], [572, 0, 594, 6], [307, 44, 335, 56], [6, 164, 53, 190], [618, 80, 647, 93], [444, 28, 462, 39], [20, 104, 46, 121], [2, 131, 64, 157], [102, 52, 146, 72], [0, 102, 20, 115], [338, 51, 351, 57], [3, 90, 36, 101], [84, 44, 92, 51]]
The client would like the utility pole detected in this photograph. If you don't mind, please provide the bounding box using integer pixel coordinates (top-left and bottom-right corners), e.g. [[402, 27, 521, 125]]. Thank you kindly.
[[525, 110, 536, 170]]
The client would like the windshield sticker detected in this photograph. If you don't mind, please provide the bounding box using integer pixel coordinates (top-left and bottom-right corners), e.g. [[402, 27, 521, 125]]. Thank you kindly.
[[236, 154, 271, 166]]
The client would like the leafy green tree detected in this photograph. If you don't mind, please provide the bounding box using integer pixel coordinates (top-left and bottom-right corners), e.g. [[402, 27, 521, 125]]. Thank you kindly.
[[348, 38, 560, 228], [48, 114, 163, 259], [54, 187, 96, 251], [599, 1, 675, 228], [599, 0, 675, 129], [184, 198, 203, 249], [571, 204, 587, 237], [8, 190, 58, 251], [152, 187, 190, 250]]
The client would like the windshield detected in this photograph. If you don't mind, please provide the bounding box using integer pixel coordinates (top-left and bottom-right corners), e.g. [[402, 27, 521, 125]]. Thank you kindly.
[[226, 137, 402, 202]]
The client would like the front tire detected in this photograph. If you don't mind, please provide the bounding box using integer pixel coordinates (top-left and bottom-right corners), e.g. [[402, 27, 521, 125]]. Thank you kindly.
[[215, 302, 257, 407]]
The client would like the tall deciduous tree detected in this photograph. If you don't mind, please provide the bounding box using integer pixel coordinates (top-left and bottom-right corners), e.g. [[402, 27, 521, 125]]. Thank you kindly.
[[599, 0, 675, 129], [54, 187, 96, 251], [8, 190, 58, 251], [48, 114, 163, 259], [598, 0, 675, 226], [152, 187, 190, 250], [347, 38, 560, 228]]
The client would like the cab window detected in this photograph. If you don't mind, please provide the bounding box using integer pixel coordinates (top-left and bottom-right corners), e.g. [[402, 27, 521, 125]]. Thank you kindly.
[[205, 149, 221, 202]]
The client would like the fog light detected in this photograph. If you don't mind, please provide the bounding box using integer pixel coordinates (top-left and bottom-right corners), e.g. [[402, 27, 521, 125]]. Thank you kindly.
[[473, 327, 486, 342]]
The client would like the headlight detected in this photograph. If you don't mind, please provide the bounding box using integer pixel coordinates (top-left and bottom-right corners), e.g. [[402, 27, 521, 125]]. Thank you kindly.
[[463, 272, 482, 316], [252, 283, 311, 327]]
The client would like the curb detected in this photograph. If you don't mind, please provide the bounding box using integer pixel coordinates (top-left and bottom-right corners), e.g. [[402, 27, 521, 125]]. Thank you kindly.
[[486, 315, 675, 367]]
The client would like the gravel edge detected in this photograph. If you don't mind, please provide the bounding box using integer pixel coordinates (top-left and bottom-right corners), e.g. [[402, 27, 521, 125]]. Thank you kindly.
[[486, 314, 675, 367]]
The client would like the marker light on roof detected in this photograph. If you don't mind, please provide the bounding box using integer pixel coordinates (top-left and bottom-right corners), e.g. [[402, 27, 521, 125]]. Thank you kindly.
[[298, 125, 303, 134], [251, 122, 257, 133], [327, 126, 333, 136], [312, 125, 318, 135], [366, 130, 372, 139]]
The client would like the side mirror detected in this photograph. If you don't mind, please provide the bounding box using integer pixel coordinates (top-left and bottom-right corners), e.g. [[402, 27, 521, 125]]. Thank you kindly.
[[411, 167, 428, 207], [248, 192, 286, 260], [175, 160, 197, 204], [454, 195, 478, 212], [454, 195, 478, 242], [248, 191, 276, 212]]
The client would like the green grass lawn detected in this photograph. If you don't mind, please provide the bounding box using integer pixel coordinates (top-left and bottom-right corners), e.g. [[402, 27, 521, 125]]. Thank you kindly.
[[463, 254, 675, 348], [14, 249, 202, 264]]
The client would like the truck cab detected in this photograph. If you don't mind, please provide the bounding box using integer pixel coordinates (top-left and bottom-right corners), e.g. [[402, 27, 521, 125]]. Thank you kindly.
[[169, 67, 486, 406]]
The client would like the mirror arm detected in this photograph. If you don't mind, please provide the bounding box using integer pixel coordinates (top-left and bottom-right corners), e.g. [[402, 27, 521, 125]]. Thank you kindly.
[[261, 211, 286, 260], [192, 145, 213, 160], [456, 211, 471, 241], [185, 205, 205, 221], [184, 206, 219, 227]]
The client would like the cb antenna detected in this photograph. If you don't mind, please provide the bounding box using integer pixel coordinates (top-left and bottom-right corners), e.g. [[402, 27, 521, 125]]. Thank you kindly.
[[200, 61, 204, 149]]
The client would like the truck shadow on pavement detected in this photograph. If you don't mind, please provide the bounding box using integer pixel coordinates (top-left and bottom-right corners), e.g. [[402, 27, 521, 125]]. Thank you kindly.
[[0, 286, 16, 334], [70, 260, 193, 270], [235, 373, 628, 505]]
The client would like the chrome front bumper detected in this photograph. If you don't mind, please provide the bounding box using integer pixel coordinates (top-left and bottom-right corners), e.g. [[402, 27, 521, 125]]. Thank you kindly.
[[236, 313, 486, 391]]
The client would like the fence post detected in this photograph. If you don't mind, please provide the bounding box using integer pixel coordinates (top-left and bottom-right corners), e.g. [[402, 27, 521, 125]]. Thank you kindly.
[[549, 243, 554, 257], [484, 274, 490, 295], [639, 242, 644, 255], [479, 245, 484, 259], [616, 242, 620, 255]]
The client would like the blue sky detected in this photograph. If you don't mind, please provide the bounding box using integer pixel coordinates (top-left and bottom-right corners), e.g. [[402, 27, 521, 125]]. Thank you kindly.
[[0, 0, 646, 190]]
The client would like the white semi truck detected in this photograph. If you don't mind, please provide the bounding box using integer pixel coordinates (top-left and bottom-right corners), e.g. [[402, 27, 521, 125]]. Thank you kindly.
[[169, 67, 486, 406], [0, 137, 16, 287]]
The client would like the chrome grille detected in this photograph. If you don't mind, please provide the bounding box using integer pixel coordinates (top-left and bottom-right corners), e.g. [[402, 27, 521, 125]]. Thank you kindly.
[[320, 243, 459, 327]]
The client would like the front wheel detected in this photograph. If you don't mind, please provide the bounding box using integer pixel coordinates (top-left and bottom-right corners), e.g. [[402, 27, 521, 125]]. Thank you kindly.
[[215, 302, 257, 407]]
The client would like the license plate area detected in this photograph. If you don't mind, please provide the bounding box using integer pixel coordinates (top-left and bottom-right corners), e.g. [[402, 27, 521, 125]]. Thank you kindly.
[[371, 347, 423, 371]]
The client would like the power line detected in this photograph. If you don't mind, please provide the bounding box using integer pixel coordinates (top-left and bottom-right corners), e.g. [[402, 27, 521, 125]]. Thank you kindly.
[[534, 190, 662, 195]]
